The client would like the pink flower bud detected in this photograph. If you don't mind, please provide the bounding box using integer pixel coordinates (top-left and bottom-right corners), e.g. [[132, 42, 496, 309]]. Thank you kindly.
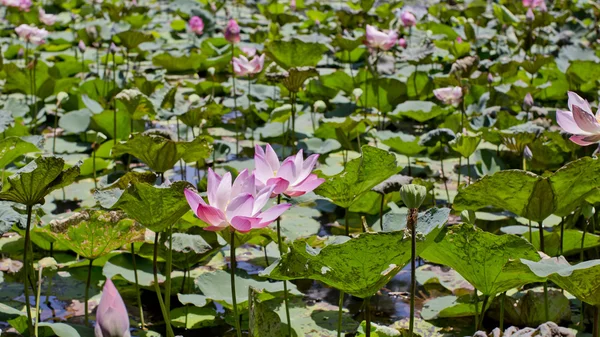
[[95, 279, 130, 337], [78, 40, 86, 53], [225, 19, 241, 44], [400, 11, 417, 27], [189, 16, 204, 35], [398, 38, 407, 49]]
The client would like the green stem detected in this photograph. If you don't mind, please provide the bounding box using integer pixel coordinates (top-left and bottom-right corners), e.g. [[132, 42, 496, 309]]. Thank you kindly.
[[440, 145, 450, 205], [582, 218, 589, 263], [474, 289, 479, 332], [408, 208, 418, 337], [153, 233, 174, 337], [291, 92, 297, 152], [379, 193, 384, 231], [345, 207, 349, 236], [457, 157, 462, 188], [230, 230, 242, 337], [560, 217, 565, 256], [337, 291, 344, 337], [407, 156, 412, 176], [93, 149, 97, 189], [528, 219, 533, 243], [276, 195, 292, 336], [165, 225, 173, 325], [131, 243, 145, 328], [231, 44, 238, 156], [365, 296, 371, 337], [479, 295, 489, 330], [499, 292, 505, 332], [34, 262, 43, 337], [24, 205, 34, 334], [85, 259, 93, 326]]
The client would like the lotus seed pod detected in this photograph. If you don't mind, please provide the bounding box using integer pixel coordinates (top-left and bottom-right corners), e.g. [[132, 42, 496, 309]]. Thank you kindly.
[[583, 204, 595, 219], [400, 184, 427, 209], [56, 92, 69, 104], [188, 94, 201, 103], [460, 210, 476, 225], [208, 67, 215, 76]]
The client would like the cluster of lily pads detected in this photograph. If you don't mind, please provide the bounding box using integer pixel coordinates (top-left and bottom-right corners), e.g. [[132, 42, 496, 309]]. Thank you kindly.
[[5, 0, 600, 337]]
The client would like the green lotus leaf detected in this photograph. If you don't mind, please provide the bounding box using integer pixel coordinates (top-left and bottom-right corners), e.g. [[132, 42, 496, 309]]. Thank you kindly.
[[314, 145, 401, 208], [375, 131, 425, 157], [40, 209, 145, 260], [0, 156, 80, 206], [263, 208, 449, 298], [421, 224, 541, 296], [115, 89, 156, 120], [0, 137, 41, 169], [449, 133, 482, 158], [114, 30, 155, 50], [265, 39, 328, 69]]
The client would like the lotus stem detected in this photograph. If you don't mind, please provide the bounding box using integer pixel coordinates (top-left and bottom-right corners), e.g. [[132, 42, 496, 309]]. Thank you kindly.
[[379, 193, 384, 231], [230, 230, 242, 337], [479, 295, 489, 330], [231, 44, 239, 156], [85, 259, 93, 326], [560, 217, 565, 256], [365, 296, 372, 337], [337, 291, 344, 337], [34, 260, 43, 337], [474, 288, 479, 332], [582, 217, 590, 263], [276, 195, 292, 336], [24, 205, 34, 334], [164, 225, 173, 328], [528, 219, 533, 242], [131, 243, 145, 328], [407, 156, 412, 176], [538, 220, 545, 253], [467, 156, 471, 184], [499, 292, 505, 332], [439, 144, 450, 204], [408, 207, 418, 337], [457, 157, 462, 188], [92, 149, 97, 189], [291, 92, 297, 152], [152, 233, 174, 337]]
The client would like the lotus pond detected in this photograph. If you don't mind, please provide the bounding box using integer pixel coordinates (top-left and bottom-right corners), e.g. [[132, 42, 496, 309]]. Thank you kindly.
[[4, 0, 600, 336]]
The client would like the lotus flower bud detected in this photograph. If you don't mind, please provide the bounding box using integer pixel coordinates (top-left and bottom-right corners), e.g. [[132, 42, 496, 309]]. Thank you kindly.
[[487, 73, 494, 83], [109, 42, 119, 54], [400, 11, 417, 27], [460, 210, 476, 225], [456, 36, 463, 43], [207, 67, 215, 76], [352, 88, 363, 102], [523, 93, 534, 109], [18, 48, 24, 58], [523, 146, 533, 160], [225, 19, 241, 44], [188, 94, 201, 103], [78, 40, 86, 53], [526, 8, 534, 22], [313, 100, 326, 112], [398, 37, 407, 48], [400, 184, 427, 209], [95, 279, 130, 337], [56, 92, 69, 104], [583, 204, 595, 219]]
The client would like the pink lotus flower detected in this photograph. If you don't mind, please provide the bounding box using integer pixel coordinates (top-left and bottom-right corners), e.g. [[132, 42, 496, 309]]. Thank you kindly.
[[225, 19, 241, 44], [241, 46, 257, 57], [189, 16, 204, 35], [39, 8, 57, 26], [523, 0, 546, 10], [232, 54, 265, 77], [184, 169, 291, 233], [365, 25, 398, 51], [254, 144, 325, 198], [556, 91, 600, 146], [526, 8, 535, 21], [15, 24, 48, 45], [290, 0, 296, 10], [3, 0, 31, 11], [78, 40, 86, 53], [434, 86, 463, 105], [400, 11, 416, 27], [398, 38, 407, 48], [95, 279, 130, 337]]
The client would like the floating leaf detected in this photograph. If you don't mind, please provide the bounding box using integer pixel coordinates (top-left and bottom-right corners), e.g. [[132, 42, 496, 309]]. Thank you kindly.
[[263, 208, 449, 298], [170, 306, 217, 329], [0, 137, 40, 169], [265, 39, 328, 69]]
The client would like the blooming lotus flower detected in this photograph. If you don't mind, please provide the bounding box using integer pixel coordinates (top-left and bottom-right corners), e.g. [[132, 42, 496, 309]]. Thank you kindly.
[[398, 37, 407, 49], [15, 24, 48, 45], [523, 0, 546, 10], [225, 19, 241, 44], [232, 54, 264, 77], [95, 279, 130, 337], [400, 11, 416, 27], [189, 16, 204, 35], [241, 46, 257, 57], [365, 25, 398, 51], [184, 169, 291, 232], [3, 0, 31, 11], [433, 86, 463, 105], [556, 91, 600, 146], [254, 144, 325, 198], [39, 9, 57, 26]]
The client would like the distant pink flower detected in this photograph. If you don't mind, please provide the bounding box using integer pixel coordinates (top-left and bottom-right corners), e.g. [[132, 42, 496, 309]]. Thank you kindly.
[[78, 40, 86, 53], [400, 11, 416, 27], [184, 169, 291, 233], [398, 38, 407, 49], [456, 36, 463, 43], [434, 86, 463, 105], [225, 19, 241, 44], [38, 8, 57, 26], [254, 144, 325, 198], [15, 24, 48, 45], [3, 0, 31, 11], [290, 0, 296, 10], [189, 16, 204, 35], [95, 279, 130, 337], [523, 0, 545, 9], [526, 8, 535, 21], [232, 54, 264, 77], [241, 46, 257, 57], [365, 25, 398, 51], [556, 91, 600, 146]]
